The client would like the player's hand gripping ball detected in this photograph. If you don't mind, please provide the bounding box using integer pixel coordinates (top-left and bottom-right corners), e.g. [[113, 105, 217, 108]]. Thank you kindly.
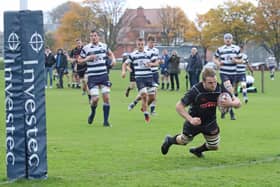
[[217, 92, 232, 113]]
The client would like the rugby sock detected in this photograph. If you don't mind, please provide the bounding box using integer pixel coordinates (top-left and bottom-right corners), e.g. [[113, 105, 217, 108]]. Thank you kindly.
[[242, 88, 247, 98], [103, 103, 110, 124], [150, 102, 156, 113], [229, 108, 234, 116], [169, 134, 179, 145], [90, 105, 97, 115], [195, 143, 209, 153], [133, 99, 138, 105], [88, 95, 91, 102], [161, 83, 164, 89], [125, 87, 131, 97]]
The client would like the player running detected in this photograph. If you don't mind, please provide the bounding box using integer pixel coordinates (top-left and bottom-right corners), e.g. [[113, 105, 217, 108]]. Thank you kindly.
[[161, 68, 241, 157]]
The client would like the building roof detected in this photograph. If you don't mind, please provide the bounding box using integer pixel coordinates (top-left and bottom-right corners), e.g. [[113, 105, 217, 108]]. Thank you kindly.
[[117, 7, 162, 44]]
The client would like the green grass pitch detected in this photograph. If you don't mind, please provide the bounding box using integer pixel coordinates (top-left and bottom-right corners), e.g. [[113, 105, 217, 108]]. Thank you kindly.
[[0, 69, 280, 186]]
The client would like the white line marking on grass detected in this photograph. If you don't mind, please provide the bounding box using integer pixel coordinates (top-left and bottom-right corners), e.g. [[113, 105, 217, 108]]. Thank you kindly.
[[85, 155, 280, 177], [189, 156, 280, 171]]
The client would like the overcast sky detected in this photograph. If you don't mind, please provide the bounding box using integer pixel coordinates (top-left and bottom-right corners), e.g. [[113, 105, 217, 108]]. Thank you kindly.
[[0, 0, 257, 32]]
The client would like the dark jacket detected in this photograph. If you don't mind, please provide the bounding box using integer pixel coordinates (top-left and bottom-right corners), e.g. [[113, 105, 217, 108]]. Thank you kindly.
[[45, 53, 56, 68], [55, 53, 68, 69], [168, 55, 180, 74], [187, 53, 202, 72]]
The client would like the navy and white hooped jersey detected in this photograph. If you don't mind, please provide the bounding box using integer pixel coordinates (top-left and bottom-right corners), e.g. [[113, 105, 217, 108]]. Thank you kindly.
[[215, 44, 241, 75], [125, 50, 153, 79], [236, 53, 248, 75], [145, 46, 159, 73], [80, 42, 109, 78]]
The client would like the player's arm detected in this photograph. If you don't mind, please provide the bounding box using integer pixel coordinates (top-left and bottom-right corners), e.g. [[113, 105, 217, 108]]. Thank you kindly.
[[77, 48, 96, 64], [147, 60, 160, 67], [213, 55, 222, 68], [67, 54, 77, 64], [121, 60, 129, 78], [247, 64, 254, 75], [176, 101, 201, 126], [222, 96, 241, 108], [176, 90, 202, 126], [126, 65, 132, 72], [107, 49, 116, 67], [232, 57, 243, 64]]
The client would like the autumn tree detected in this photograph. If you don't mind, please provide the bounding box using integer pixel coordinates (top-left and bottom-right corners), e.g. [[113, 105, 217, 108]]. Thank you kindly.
[[49, 1, 72, 24], [195, 0, 256, 61], [255, 0, 280, 67], [159, 6, 192, 45], [83, 0, 126, 51], [54, 2, 95, 50]]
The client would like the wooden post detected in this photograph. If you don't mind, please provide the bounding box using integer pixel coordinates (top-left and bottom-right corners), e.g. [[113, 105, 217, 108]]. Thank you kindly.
[[261, 64, 264, 93]]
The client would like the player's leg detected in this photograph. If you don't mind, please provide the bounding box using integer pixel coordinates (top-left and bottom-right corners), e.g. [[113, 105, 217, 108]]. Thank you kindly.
[[139, 87, 150, 123], [161, 122, 198, 155], [148, 87, 156, 115], [150, 73, 159, 115], [88, 82, 99, 124], [102, 85, 111, 127], [270, 67, 275, 80], [189, 128, 220, 158], [241, 80, 248, 103]]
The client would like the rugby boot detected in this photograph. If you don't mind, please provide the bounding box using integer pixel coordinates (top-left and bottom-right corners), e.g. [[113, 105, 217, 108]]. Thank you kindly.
[[189, 148, 204, 158], [144, 113, 150, 123], [128, 103, 135, 111], [88, 113, 94, 125], [161, 135, 172, 155], [103, 121, 111, 127]]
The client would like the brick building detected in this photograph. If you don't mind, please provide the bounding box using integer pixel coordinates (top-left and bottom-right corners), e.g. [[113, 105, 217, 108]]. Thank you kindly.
[[114, 7, 162, 58]]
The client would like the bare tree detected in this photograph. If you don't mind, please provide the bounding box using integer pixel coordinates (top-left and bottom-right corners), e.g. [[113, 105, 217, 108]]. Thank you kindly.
[[83, 0, 126, 51], [49, 2, 72, 24], [159, 6, 191, 46]]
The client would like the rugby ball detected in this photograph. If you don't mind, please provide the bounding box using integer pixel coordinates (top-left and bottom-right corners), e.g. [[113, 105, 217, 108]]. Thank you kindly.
[[217, 92, 232, 113]]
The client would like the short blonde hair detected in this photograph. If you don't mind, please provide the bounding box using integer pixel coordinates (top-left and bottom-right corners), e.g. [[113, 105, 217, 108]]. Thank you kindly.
[[202, 68, 216, 81]]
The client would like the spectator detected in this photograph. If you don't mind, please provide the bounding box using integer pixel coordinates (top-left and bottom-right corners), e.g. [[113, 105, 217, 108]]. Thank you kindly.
[[168, 50, 180, 91], [160, 49, 170, 90], [55, 48, 68, 88], [186, 47, 203, 88], [44, 47, 56, 88]]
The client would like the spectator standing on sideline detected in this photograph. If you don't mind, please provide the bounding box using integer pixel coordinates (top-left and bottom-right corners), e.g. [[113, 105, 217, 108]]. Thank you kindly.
[[168, 50, 180, 91], [160, 49, 170, 90], [45, 47, 56, 88], [55, 48, 68, 88], [187, 47, 203, 88]]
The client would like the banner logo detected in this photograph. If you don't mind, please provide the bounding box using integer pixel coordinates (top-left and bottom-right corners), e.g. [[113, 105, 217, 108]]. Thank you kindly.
[[29, 32, 44, 53], [8, 32, 20, 51]]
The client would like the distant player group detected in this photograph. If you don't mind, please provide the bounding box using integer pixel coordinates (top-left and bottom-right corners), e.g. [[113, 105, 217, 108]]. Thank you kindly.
[[65, 30, 258, 158]]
